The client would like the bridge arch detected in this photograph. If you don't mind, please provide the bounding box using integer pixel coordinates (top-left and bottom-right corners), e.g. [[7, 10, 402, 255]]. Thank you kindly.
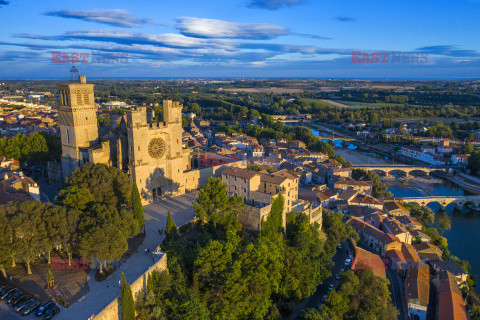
[[371, 169, 388, 177], [388, 169, 408, 178], [409, 169, 429, 177]]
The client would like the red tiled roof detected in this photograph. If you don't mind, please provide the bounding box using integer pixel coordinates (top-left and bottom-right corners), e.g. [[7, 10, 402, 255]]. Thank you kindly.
[[438, 271, 468, 320], [351, 246, 386, 279]]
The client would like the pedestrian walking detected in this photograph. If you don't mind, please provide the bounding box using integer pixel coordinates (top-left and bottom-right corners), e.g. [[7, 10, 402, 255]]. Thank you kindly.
[[144, 248, 147, 254], [147, 248, 150, 254]]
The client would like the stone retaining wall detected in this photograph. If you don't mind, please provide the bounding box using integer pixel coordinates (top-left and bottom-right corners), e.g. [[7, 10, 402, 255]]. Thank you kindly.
[[93, 253, 168, 320]]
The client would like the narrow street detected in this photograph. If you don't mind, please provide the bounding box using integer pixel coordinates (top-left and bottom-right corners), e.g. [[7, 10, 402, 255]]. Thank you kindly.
[[288, 241, 349, 319], [386, 268, 408, 320], [355, 243, 407, 320]]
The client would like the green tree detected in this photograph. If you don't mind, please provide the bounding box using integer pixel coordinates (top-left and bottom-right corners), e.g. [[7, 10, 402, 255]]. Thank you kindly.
[[78, 225, 127, 274], [66, 163, 132, 208], [0, 213, 13, 277], [192, 177, 243, 227], [55, 186, 95, 211], [468, 150, 480, 176], [77, 203, 136, 273], [47, 269, 54, 287], [9, 201, 49, 274], [131, 183, 145, 229], [408, 205, 435, 225], [120, 272, 136, 320], [261, 195, 285, 241], [307, 269, 398, 320], [165, 211, 178, 241], [462, 143, 474, 154], [182, 115, 192, 129], [437, 214, 451, 236], [57, 207, 81, 266]]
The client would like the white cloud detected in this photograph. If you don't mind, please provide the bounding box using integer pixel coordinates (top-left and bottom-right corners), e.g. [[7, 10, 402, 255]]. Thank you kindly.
[[45, 9, 149, 28], [176, 17, 290, 39]]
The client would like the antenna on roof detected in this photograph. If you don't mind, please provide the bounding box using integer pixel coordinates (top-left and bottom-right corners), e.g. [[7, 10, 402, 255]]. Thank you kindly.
[[69, 66, 78, 83]]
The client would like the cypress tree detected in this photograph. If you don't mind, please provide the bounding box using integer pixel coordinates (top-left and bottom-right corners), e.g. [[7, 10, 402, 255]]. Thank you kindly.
[[120, 272, 135, 320], [131, 183, 145, 229], [165, 211, 178, 240], [261, 194, 284, 240]]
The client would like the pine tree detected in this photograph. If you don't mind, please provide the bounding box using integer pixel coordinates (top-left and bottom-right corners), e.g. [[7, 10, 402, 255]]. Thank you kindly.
[[131, 183, 145, 229], [261, 194, 285, 241], [165, 211, 178, 241], [120, 272, 135, 320]]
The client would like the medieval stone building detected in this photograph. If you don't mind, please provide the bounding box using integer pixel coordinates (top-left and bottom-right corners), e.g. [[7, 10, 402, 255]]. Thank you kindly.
[[57, 76, 191, 199]]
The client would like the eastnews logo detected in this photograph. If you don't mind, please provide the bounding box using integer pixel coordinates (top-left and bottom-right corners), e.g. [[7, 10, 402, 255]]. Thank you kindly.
[[351, 51, 428, 64], [51, 51, 128, 64], [51, 257, 89, 269]]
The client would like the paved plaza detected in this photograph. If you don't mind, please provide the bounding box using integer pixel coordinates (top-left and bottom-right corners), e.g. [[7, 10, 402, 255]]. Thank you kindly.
[[0, 193, 197, 320]]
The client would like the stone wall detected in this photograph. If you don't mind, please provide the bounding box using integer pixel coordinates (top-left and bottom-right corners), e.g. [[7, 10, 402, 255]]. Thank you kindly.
[[184, 160, 246, 191], [238, 204, 272, 232], [93, 253, 168, 320], [304, 205, 323, 229]]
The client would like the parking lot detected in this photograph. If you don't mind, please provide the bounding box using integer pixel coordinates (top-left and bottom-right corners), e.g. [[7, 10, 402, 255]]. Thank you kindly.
[[0, 284, 59, 320], [0, 301, 25, 320]]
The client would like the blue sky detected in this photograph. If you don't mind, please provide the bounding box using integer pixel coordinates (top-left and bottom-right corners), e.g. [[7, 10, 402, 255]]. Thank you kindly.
[[0, 0, 479, 78]]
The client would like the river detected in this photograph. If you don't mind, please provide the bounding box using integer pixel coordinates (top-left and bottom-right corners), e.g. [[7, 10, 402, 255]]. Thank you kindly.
[[387, 182, 480, 290], [304, 125, 480, 284]]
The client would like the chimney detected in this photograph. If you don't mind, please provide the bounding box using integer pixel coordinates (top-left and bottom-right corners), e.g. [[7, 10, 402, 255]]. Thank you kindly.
[[78, 75, 87, 84]]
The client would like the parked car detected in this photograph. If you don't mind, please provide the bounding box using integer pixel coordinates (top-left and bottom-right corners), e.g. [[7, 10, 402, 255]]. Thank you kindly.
[[14, 298, 35, 312], [337, 243, 342, 249], [335, 274, 340, 280], [10, 294, 30, 308], [35, 300, 56, 317], [3, 289, 20, 302], [11, 295, 28, 306], [0, 285, 12, 297], [328, 283, 335, 290], [5, 291, 24, 304], [43, 305, 60, 319], [0, 287, 17, 299], [22, 300, 40, 315]]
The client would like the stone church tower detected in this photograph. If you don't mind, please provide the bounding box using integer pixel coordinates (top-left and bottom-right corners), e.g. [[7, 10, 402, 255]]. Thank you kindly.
[[57, 75, 191, 199], [126, 101, 188, 198], [58, 75, 99, 179]]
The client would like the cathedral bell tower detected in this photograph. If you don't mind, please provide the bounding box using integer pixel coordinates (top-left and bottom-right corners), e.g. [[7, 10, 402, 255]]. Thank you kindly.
[[58, 75, 99, 180]]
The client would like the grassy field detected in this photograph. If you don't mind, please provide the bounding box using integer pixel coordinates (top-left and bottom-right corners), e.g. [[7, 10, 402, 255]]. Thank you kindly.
[[302, 99, 405, 108], [335, 100, 407, 108]]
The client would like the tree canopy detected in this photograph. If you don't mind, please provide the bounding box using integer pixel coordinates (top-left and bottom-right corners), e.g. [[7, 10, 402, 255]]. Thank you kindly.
[[301, 269, 398, 320], [121, 272, 136, 320], [137, 181, 343, 319], [66, 163, 132, 208]]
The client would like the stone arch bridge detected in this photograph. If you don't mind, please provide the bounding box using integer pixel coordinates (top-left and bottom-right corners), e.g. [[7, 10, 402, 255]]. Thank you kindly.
[[400, 196, 480, 210], [352, 164, 451, 177]]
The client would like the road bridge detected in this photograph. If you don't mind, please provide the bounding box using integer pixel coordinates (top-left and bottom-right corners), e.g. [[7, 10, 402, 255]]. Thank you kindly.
[[352, 164, 451, 177], [400, 195, 480, 210], [317, 136, 357, 142]]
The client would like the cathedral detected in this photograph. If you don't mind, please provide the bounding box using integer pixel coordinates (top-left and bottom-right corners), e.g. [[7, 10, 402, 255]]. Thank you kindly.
[[57, 75, 191, 199]]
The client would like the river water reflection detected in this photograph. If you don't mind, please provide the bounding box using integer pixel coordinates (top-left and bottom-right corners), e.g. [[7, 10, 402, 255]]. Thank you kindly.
[[388, 182, 480, 291], [302, 123, 478, 286]]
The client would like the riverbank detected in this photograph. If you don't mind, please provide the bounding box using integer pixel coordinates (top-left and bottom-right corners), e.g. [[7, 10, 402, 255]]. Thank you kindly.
[[384, 177, 445, 197], [334, 147, 392, 165], [445, 173, 480, 195]]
